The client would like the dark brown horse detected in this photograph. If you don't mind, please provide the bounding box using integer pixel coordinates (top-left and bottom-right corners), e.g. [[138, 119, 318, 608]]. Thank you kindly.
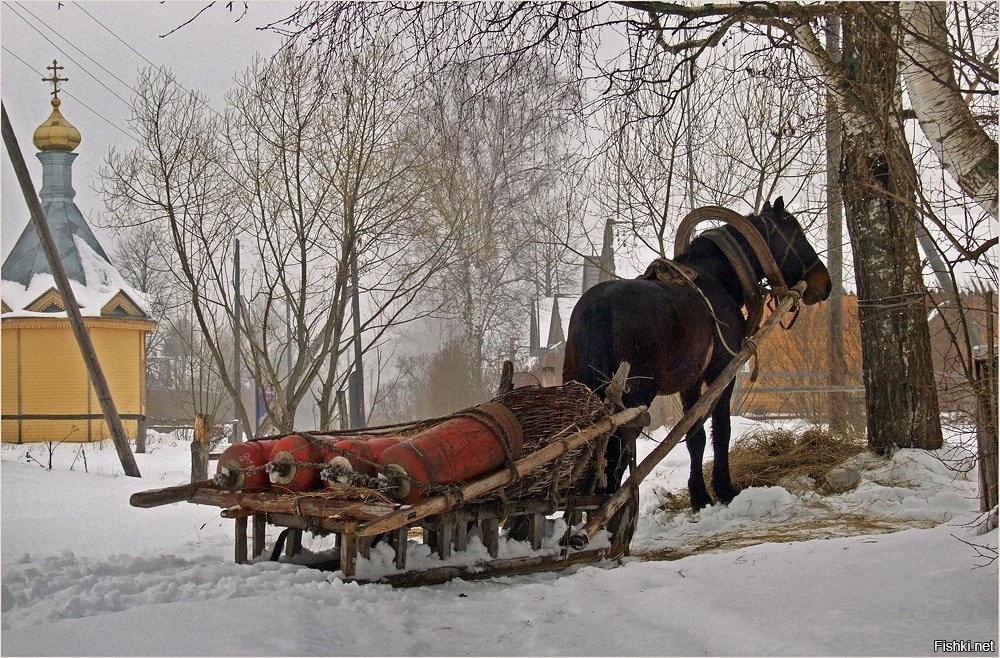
[[563, 198, 831, 508]]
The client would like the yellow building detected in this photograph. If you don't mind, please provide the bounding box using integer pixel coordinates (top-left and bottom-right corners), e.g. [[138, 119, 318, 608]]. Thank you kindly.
[[1, 75, 156, 443]]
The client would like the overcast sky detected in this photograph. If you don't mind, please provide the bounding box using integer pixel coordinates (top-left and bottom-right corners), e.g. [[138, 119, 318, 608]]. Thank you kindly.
[[1, 0, 298, 262]]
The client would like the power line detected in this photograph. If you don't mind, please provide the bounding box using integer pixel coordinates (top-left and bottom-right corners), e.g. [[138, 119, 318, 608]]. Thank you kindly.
[[72, 2, 159, 70], [0, 45, 136, 144], [6, 3, 133, 107], [69, 1, 226, 122], [16, 1, 141, 99]]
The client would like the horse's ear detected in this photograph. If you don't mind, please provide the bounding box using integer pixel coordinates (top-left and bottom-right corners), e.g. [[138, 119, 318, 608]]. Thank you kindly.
[[762, 200, 772, 212], [774, 196, 785, 214]]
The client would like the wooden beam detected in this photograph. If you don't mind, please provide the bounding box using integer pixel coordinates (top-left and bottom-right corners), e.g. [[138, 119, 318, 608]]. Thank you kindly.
[[1, 105, 140, 478]]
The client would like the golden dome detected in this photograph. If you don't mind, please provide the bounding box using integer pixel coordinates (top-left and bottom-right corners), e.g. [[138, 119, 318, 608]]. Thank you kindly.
[[33, 97, 81, 152]]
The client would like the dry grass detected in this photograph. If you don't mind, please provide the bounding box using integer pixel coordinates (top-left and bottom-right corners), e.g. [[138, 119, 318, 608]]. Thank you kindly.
[[633, 515, 938, 562], [658, 426, 867, 512]]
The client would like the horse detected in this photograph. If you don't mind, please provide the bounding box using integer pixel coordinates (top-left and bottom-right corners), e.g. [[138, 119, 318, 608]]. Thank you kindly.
[[563, 197, 831, 510]]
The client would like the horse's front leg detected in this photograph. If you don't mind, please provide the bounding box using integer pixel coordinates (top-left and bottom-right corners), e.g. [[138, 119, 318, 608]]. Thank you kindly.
[[709, 380, 741, 504], [680, 385, 712, 509]]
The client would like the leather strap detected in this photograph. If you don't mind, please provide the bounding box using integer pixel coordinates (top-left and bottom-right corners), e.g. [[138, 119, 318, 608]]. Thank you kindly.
[[701, 227, 764, 335]]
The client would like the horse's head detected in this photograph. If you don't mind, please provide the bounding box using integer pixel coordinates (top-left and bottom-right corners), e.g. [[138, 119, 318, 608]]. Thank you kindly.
[[750, 197, 831, 305]]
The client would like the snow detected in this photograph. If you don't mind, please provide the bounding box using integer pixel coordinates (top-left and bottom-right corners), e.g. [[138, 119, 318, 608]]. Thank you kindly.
[[2, 422, 996, 656], [1, 236, 151, 317]]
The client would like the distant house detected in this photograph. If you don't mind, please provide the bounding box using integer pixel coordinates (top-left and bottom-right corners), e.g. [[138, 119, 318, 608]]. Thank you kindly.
[[1, 85, 156, 443]]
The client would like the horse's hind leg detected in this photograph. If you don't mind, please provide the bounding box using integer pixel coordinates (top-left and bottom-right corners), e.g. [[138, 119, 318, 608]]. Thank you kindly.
[[680, 385, 712, 509], [709, 380, 740, 504]]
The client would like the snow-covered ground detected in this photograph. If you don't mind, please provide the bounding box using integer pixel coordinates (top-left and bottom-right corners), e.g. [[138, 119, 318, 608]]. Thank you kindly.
[[2, 420, 997, 656]]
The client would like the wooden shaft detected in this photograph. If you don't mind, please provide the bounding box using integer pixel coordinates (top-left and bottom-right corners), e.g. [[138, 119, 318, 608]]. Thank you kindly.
[[584, 282, 807, 540], [1, 104, 140, 477], [129, 480, 215, 508], [356, 405, 648, 537]]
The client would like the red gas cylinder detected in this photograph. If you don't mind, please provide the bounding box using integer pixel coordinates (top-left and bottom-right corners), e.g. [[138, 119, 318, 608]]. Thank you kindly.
[[378, 402, 524, 504], [214, 439, 281, 491], [323, 435, 408, 487], [267, 434, 340, 493]]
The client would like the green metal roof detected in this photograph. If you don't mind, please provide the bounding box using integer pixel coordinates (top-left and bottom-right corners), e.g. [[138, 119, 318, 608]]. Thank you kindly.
[[2, 151, 112, 287]]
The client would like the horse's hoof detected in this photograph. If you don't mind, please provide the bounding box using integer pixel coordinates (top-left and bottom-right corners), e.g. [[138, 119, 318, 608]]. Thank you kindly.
[[714, 487, 741, 505], [689, 493, 713, 510]]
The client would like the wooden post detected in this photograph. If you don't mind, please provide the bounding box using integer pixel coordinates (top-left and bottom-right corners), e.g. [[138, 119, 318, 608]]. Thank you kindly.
[[974, 355, 998, 514], [391, 527, 407, 570], [136, 415, 146, 454], [340, 526, 359, 578], [252, 513, 266, 558], [1, 105, 140, 477], [285, 529, 302, 558], [527, 514, 545, 551], [235, 516, 248, 563], [190, 414, 209, 483], [454, 519, 469, 552], [482, 518, 499, 558], [437, 517, 453, 559]]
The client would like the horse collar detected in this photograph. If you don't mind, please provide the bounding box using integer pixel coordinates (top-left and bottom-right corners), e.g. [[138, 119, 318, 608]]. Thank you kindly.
[[701, 227, 765, 335]]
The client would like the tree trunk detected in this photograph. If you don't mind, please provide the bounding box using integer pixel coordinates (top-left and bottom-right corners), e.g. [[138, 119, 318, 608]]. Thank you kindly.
[[840, 5, 943, 453], [900, 2, 998, 219]]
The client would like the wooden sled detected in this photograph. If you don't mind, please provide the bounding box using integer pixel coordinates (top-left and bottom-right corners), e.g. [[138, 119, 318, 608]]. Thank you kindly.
[[131, 281, 806, 586]]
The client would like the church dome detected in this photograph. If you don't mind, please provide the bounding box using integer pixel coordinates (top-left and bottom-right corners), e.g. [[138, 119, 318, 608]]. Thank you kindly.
[[32, 97, 81, 152]]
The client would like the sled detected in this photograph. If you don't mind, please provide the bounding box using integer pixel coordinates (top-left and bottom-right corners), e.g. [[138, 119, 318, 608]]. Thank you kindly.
[[131, 281, 806, 586]]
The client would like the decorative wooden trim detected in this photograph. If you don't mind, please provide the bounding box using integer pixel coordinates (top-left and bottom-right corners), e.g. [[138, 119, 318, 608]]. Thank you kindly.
[[1, 299, 11, 314], [24, 287, 65, 313], [100, 290, 147, 318], [2, 413, 147, 421], [2, 316, 157, 331]]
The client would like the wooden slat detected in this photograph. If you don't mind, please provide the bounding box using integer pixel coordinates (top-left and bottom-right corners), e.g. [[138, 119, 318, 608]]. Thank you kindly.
[[528, 514, 545, 551], [482, 518, 499, 558]]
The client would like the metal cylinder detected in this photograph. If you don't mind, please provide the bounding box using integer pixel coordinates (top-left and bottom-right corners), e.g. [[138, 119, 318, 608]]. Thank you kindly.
[[322, 435, 407, 486], [379, 402, 524, 504], [214, 439, 281, 492], [267, 434, 340, 493]]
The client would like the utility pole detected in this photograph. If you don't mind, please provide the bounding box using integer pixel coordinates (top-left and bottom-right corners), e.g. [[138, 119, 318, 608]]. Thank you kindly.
[[2, 103, 140, 476], [825, 16, 849, 430], [349, 240, 366, 429], [232, 239, 243, 443]]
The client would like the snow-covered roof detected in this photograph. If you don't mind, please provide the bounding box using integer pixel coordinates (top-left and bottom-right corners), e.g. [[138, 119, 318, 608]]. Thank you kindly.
[[2, 236, 152, 319]]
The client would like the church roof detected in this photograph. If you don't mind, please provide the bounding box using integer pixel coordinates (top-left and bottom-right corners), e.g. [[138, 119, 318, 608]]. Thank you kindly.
[[2, 198, 112, 287]]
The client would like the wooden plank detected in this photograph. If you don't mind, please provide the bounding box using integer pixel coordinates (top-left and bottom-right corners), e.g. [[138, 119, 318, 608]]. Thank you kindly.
[[359, 536, 373, 560], [252, 513, 266, 558], [187, 489, 394, 522], [355, 548, 607, 588], [235, 516, 248, 564], [584, 281, 807, 542], [357, 406, 647, 537]]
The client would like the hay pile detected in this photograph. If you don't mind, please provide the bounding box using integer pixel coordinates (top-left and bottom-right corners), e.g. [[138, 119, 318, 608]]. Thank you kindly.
[[658, 426, 867, 512]]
